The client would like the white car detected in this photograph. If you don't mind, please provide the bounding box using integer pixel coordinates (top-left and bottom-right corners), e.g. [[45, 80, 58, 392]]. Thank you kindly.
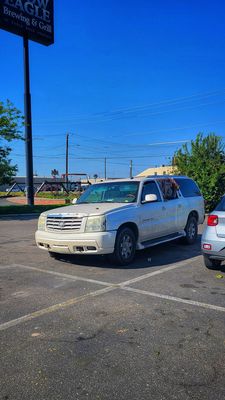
[[35, 176, 205, 265], [202, 195, 225, 269]]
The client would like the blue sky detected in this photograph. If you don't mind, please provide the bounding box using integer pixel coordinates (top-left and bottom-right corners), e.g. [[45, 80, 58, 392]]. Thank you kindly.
[[1, 0, 225, 179]]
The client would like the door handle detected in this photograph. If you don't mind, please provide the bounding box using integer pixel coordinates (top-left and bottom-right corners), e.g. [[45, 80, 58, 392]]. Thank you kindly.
[[162, 206, 166, 211], [178, 204, 182, 208]]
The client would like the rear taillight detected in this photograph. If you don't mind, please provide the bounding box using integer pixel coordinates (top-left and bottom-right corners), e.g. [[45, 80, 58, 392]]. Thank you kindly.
[[202, 243, 212, 250], [207, 215, 218, 226]]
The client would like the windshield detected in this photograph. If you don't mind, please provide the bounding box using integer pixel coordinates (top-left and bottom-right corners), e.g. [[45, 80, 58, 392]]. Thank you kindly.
[[77, 181, 139, 204]]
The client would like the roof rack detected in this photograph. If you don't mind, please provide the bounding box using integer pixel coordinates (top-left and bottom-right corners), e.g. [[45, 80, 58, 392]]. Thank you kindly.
[[147, 174, 186, 178]]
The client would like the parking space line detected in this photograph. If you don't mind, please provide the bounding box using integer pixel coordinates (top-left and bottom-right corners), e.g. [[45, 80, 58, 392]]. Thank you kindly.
[[1, 255, 210, 332], [0, 286, 116, 332], [123, 286, 225, 313], [10, 257, 199, 289], [12, 264, 114, 287], [120, 256, 200, 287]]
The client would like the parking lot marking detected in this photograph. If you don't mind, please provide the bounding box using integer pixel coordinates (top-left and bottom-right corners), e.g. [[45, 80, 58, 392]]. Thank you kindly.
[[120, 256, 200, 287], [123, 286, 225, 313], [12, 264, 114, 287], [0, 286, 116, 332], [2, 255, 217, 333], [8, 257, 200, 290]]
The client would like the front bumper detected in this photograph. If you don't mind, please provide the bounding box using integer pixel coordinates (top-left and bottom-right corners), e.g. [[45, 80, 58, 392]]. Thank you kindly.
[[35, 230, 117, 255]]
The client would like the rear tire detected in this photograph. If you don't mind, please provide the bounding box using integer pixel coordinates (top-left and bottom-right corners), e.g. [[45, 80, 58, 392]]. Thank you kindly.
[[110, 227, 136, 266], [183, 216, 198, 244], [203, 254, 221, 269]]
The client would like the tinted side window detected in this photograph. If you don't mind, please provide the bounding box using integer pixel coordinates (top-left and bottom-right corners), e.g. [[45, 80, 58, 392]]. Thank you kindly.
[[141, 181, 162, 202], [175, 178, 201, 198], [215, 197, 225, 211]]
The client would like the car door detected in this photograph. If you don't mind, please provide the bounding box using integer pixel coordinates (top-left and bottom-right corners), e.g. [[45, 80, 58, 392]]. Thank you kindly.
[[138, 181, 166, 242], [156, 178, 181, 233]]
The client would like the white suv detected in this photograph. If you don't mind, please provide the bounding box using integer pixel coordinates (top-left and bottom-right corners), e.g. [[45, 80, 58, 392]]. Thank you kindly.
[[35, 176, 205, 265]]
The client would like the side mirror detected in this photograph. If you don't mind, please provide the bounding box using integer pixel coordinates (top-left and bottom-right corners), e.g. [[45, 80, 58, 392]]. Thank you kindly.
[[143, 194, 157, 203], [72, 198, 77, 204]]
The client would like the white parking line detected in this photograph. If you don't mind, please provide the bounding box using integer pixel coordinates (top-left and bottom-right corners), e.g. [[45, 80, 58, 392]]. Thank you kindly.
[[10, 257, 199, 289], [12, 264, 114, 287], [0, 255, 213, 332], [120, 256, 200, 287], [123, 286, 225, 313], [0, 286, 116, 332], [0, 265, 15, 270]]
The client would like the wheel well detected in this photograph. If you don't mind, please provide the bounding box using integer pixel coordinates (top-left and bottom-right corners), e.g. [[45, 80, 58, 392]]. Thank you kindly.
[[188, 210, 199, 222], [117, 222, 139, 241]]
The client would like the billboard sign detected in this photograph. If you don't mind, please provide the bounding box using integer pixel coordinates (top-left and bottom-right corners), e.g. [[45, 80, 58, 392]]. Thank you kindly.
[[0, 0, 54, 45]]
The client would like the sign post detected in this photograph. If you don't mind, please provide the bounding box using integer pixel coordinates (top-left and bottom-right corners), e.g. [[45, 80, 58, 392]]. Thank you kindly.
[[23, 36, 34, 205], [0, 0, 54, 205]]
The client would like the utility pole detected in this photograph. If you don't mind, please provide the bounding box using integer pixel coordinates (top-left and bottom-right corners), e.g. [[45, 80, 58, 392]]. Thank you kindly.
[[104, 157, 107, 180], [23, 37, 34, 205], [129, 160, 133, 179], [66, 133, 69, 190]]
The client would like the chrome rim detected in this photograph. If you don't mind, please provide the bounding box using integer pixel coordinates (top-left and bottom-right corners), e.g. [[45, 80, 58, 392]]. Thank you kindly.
[[120, 234, 133, 259]]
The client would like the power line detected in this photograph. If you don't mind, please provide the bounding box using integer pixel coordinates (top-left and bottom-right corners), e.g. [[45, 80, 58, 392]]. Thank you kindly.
[[113, 120, 225, 138], [91, 89, 225, 115], [13, 153, 173, 160], [33, 98, 225, 125], [71, 136, 190, 148], [32, 89, 225, 125], [32, 119, 225, 144]]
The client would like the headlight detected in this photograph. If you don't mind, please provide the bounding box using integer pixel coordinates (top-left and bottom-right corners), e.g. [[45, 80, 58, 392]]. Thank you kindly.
[[85, 216, 106, 232], [38, 214, 46, 231]]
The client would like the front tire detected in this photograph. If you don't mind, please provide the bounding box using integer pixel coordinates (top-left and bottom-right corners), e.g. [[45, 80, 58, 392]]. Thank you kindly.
[[110, 227, 136, 266], [183, 216, 198, 244], [203, 254, 221, 269]]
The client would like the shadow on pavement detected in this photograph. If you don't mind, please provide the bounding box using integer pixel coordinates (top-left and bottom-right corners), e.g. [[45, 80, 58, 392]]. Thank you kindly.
[[51, 234, 203, 270]]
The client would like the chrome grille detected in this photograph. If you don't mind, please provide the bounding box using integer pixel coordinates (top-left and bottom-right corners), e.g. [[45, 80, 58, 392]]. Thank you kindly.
[[46, 215, 82, 232]]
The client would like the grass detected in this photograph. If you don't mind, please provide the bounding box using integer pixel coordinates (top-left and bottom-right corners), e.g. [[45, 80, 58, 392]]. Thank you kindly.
[[0, 191, 80, 200], [0, 191, 81, 215], [0, 204, 66, 215], [0, 191, 24, 197]]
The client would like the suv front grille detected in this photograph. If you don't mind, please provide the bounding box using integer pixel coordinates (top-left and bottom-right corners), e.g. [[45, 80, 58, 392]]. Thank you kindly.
[[46, 215, 83, 232]]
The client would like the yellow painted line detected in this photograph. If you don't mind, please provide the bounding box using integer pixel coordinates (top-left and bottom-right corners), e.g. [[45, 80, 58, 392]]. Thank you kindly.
[[0, 286, 116, 331]]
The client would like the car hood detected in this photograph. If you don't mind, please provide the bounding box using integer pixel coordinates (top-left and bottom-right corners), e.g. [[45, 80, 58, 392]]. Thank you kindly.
[[43, 202, 136, 217]]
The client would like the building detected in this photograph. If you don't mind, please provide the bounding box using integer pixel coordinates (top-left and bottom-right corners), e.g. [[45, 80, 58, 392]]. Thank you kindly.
[[137, 165, 176, 177]]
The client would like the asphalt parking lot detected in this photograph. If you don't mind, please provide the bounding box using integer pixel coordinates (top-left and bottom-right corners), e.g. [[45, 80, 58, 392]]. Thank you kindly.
[[1, 216, 225, 400]]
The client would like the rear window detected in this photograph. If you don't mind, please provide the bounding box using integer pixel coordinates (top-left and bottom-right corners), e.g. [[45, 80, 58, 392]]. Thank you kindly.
[[215, 197, 225, 211], [175, 178, 201, 198]]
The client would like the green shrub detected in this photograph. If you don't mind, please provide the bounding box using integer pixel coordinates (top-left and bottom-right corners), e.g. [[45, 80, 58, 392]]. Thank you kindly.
[[0, 204, 64, 215]]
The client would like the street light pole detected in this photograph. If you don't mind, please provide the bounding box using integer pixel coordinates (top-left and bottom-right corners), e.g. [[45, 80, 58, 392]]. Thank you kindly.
[[23, 37, 34, 205]]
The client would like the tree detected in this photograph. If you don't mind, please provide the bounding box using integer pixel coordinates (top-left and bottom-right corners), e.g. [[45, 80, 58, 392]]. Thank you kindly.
[[0, 100, 23, 185], [174, 133, 225, 211], [93, 173, 98, 181]]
